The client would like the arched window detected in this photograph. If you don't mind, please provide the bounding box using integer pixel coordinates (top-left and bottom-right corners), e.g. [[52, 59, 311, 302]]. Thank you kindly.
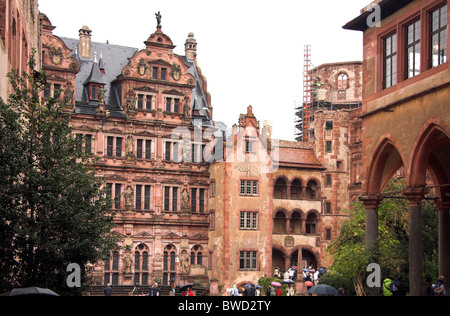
[[163, 244, 176, 285], [337, 73, 349, 90], [104, 250, 119, 286], [290, 211, 303, 234], [274, 178, 288, 199], [306, 180, 319, 200], [134, 244, 149, 285], [274, 211, 287, 234], [190, 245, 204, 266], [306, 213, 318, 234], [290, 179, 302, 200]]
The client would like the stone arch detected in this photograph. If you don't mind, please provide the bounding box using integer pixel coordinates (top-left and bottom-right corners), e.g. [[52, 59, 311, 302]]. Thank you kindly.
[[274, 209, 288, 234], [290, 209, 304, 234], [366, 136, 406, 194], [409, 120, 450, 193], [274, 176, 289, 199], [290, 178, 303, 200], [305, 177, 321, 200]]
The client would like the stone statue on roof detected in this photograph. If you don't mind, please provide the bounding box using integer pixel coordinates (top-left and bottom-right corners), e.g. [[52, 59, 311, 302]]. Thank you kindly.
[[155, 11, 162, 28]]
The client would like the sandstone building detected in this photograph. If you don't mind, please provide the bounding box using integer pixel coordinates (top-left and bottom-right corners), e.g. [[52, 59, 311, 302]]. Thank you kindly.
[[1, 3, 365, 296], [345, 0, 450, 296]]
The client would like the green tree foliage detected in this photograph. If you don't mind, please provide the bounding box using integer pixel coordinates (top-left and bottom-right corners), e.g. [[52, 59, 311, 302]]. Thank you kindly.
[[0, 54, 118, 295], [327, 177, 439, 295]]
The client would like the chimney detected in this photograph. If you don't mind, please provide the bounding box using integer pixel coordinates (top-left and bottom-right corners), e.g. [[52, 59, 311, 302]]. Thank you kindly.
[[79, 25, 92, 59], [185, 32, 197, 61]]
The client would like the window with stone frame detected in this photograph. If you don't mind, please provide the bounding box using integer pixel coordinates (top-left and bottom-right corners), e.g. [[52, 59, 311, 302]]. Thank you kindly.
[[383, 32, 398, 89], [239, 251, 258, 270], [406, 19, 421, 78], [430, 3, 447, 68]]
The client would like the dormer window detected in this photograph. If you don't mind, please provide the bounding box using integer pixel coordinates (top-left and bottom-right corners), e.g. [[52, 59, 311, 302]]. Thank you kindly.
[[90, 83, 103, 101]]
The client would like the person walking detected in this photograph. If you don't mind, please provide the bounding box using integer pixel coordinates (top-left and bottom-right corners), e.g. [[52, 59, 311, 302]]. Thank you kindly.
[[230, 284, 239, 296], [390, 275, 406, 296], [104, 283, 112, 296], [382, 277, 393, 297]]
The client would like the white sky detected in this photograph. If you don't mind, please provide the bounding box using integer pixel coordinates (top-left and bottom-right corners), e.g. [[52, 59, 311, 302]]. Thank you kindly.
[[38, 0, 370, 141]]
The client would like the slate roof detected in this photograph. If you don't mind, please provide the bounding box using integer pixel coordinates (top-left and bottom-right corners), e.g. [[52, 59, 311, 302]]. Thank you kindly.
[[60, 37, 213, 126]]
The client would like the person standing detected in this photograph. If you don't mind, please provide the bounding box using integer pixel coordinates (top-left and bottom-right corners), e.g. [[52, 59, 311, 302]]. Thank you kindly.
[[230, 285, 239, 296], [104, 283, 112, 296], [182, 286, 194, 296], [149, 282, 160, 296]]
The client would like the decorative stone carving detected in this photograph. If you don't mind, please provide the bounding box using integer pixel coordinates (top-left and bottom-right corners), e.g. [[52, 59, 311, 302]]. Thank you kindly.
[[49, 47, 63, 65]]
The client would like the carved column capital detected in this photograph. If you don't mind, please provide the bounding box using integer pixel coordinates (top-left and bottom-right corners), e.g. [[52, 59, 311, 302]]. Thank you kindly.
[[403, 186, 429, 207], [360, 194, 382, 209]]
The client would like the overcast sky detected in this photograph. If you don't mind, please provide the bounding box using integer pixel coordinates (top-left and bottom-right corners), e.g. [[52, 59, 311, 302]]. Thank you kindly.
[[38, 0, 370, 141]]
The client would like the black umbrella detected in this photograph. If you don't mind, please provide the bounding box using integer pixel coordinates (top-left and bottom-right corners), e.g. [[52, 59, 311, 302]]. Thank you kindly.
[[307, 284, 338, 296], [179, 284, 194, 292], [1, 287, 59, 296]]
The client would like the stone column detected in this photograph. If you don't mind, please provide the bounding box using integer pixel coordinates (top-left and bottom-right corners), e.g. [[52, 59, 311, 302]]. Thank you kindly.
[[436, 197, 450, 286], [361, 194, 382, 253], [404, 186, 429, 297]]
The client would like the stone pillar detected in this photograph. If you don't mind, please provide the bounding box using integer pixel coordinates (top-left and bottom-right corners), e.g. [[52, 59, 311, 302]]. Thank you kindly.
[[361, 194, 382, 296], [361, 194, 382, 253], [436, 197, 450, 287], [404, 186, 429, 297]]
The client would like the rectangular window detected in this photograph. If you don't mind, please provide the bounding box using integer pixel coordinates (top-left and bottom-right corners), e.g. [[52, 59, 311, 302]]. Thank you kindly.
[[137, 94, 144, 110], [114, 184, 122, 209], [106, 183, 112, 201], [246, 140, 254, 153], [54, 84, 61, 100], [107, 136, 114, 157], [85, 135, 92, 154], [240, 180, 246, 195], [326, 141, 332, 153], [252, 181, 258, 195], [152, 67, 158, 79], [174, 99, 179, 113], [165, 142, 171, 161], [326, 202, 332, 214], [161, 68, 167, 81], [209, 211, 215, 231], [144, 185, 150, 210], [210, 181, 215, 197], [172, 187, 178, 212], [431, 4, 447, 68], [406, 20, 421, 78], [192, 144, 198, 163], [116, 137, 123, 158], [191, 188, 197, 212], [166, 98, 172, 112], [240, 211, 258, 230], [146, 95, 152, 110], [136, 185, 142, 210], [199, 189, 205, 213], [164, 187, 170, 211], [384, 32, 397, 89], [239, 251, 257, 270], [326, 174, 332, 187], [145, 140, 152, 160], [326, 229, 332, 241], [76, 134, 83, 153], [174, 142, 180, 162], [240, 180, 258, 196], [137, 139, 143, 159]]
